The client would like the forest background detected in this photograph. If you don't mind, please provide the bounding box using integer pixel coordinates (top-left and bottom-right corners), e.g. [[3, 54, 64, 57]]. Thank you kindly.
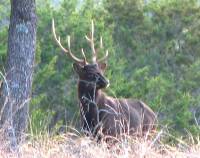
[[0, 0, 200, 138]]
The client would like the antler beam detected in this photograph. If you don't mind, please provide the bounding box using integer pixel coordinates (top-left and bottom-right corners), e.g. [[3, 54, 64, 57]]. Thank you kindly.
[[52, 19, 108, 65], [52, 19, 87, 65], [85, 21, 109, 64]]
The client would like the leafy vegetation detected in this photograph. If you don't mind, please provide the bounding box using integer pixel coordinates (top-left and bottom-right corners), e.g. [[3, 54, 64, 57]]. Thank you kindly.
[[0, 0, 200, 137]]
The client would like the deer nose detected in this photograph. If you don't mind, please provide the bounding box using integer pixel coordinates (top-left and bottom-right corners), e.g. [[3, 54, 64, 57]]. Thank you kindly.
[[105, 78, 110, 88], [104, 78, 110, 88]]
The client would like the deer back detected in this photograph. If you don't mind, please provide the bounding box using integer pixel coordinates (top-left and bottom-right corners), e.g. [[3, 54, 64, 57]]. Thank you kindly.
[[96, 93, 157, 137]]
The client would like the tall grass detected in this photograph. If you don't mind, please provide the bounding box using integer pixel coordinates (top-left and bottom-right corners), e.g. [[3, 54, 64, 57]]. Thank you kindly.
[[0, 128, 199, 158]]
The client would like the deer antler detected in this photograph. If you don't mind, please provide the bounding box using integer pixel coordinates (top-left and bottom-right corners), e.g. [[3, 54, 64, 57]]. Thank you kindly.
[[85, 21, 109, 64], [53, 19, 108, 65], [85, 20, 97, 63], [52, 19, 87, 65], [98, 50, 109, 63], [97, 36, 109, 63]]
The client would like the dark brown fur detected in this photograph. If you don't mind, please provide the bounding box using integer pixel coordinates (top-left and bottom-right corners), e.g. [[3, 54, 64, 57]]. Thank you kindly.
[[74, 63, 157, 139]]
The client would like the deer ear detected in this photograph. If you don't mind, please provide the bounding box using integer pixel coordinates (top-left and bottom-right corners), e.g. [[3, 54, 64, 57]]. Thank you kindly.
[[98, 62, 107, 71], [73, 63, 84, 74]]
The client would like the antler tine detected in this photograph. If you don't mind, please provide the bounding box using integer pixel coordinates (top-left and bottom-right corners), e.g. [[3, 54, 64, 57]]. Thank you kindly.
[[67, 36, 87, 65], [100, 36, 103, 49], [81, 48, 87, 65], [98, 50, 109, 63], [97, 36, 109, 63], [52, 19, 86, 64], [85, 20, 97, 64], [52, 19, 68, 53]]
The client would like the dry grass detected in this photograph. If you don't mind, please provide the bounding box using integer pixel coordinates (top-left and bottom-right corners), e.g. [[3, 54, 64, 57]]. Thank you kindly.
[[0, 129, 199, 158]]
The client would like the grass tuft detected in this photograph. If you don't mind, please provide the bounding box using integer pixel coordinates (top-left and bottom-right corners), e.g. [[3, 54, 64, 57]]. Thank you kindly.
[[0, 128, 199, 158]]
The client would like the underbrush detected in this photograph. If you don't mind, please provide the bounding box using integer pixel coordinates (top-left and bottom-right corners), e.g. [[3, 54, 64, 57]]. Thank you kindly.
[[0, 128, 199, 158]]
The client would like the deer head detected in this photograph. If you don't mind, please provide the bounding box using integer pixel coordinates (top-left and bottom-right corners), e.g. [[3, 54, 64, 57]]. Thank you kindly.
[[52, 19, 109, 90], [73, 63, 109, 90]]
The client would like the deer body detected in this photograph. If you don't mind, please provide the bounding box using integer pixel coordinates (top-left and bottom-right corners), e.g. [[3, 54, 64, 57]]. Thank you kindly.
[[76, 66, 156, 138], [52, 20, 157, 139]]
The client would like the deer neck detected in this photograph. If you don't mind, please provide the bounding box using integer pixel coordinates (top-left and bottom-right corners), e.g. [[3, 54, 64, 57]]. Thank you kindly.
[[78, 80, 101, 103]]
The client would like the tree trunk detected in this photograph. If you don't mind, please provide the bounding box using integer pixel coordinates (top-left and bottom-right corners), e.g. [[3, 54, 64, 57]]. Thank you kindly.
[[0, 0, 36, 151]]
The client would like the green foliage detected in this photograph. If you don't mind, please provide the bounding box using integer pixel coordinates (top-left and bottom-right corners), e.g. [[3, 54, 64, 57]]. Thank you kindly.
[[29, 108, 52, 135], [104, 0, 200, 136], [0, 0, 9, 70], [1, 0, 200, 136]]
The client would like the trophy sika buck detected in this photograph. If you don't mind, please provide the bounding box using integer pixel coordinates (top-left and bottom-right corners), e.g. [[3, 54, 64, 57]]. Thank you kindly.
[[52, 20, 157, 140]]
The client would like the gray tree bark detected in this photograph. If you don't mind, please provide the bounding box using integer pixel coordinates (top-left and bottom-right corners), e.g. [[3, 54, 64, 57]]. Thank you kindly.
[[0, 0, 36, 151]]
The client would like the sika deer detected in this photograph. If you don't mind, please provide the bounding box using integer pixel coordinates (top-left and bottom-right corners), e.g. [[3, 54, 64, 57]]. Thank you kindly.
[[52, 20, 157, 140]]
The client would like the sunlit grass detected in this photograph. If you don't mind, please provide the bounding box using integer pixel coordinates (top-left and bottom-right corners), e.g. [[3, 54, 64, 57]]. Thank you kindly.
[[0, 128, 199, 158]]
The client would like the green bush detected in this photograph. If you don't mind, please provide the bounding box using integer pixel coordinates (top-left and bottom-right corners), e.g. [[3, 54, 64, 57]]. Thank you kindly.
[[0, 0, 199, 137]]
